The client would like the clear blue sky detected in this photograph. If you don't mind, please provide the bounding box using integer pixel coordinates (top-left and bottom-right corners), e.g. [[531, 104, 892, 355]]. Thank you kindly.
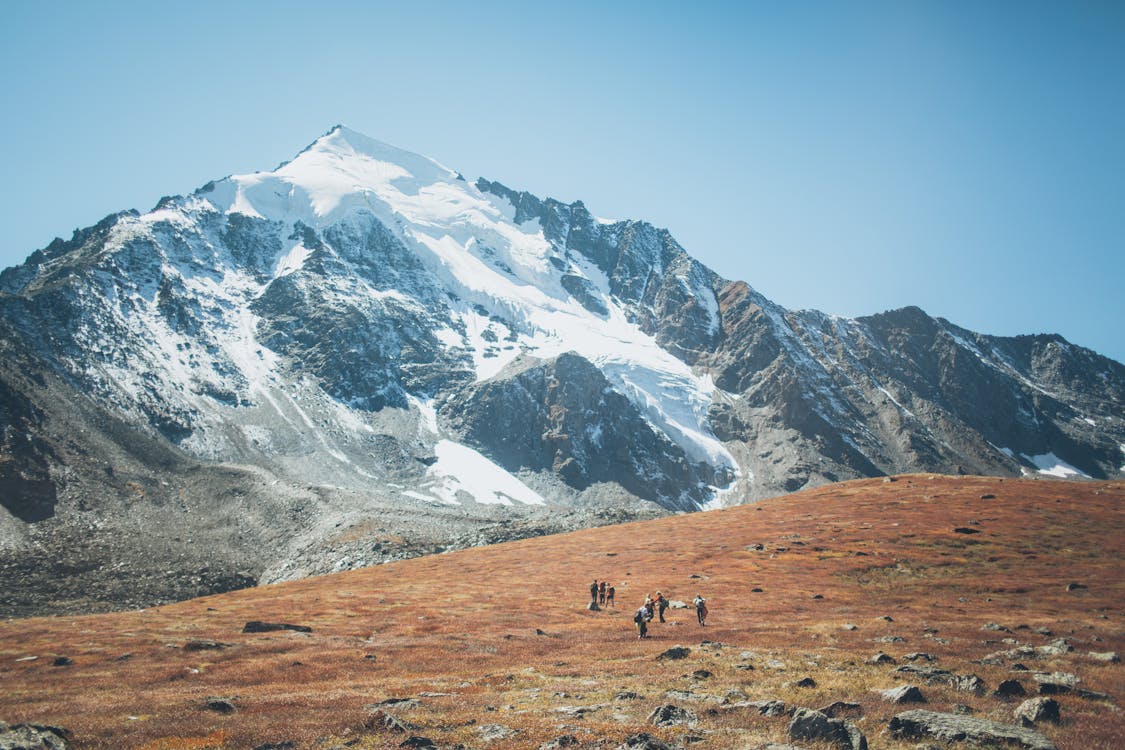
[[2, 1, 1122, 363]]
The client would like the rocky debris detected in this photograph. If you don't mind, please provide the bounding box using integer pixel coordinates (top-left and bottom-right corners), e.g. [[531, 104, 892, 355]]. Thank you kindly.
[[664, 690, 699, 702], [888, 709, 1057, 750], [874, 635, 905, 643], [1088, 651, 1120, 663], [952, 674, 986, 695], [878, 685, 926, 703], [983, 639, 1074, 664], [1032, 672, 1079, 694], [50, 657, 71, 667], [819, 701, 863, 718], [868, 652, 895, 665], [894, 665, 985, 694], [1076, 688, 1113, 702], [842, 623, 858, 631], [365, 709, 412, 733], [203, 696, 237, 714], [242, 621, 312, 633], [251, 743, 295, 750], [982, 622, 1011, 632], [648, 704, 696, 727], [616, 734, 674, 750], [904, 652, 936, 662], [954, 527, 981, 534], [371, 698, 421, 710], [1065, 582, 1088, 591], [788, 708, 867, 750], [477, 724, 517, 741], [539, 736, 579, 749], [656, 645, 691, 661], [994, 680, 1028, 698], [1014, 697, 1060, 726], [746, 700, 790, 717], [722, 688, 749, 703], [0, 723, 69, 750], [615, 691, 642, 701], [183, 639, 229, 651], [794, 677, 817, 688], [553, 706, 597, 718], [669, 600, 687, 609], [398, 738, 436, 749]]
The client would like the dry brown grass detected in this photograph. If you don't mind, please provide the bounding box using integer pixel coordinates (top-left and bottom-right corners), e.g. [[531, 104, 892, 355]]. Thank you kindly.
[[1, 475, 1122, 749]]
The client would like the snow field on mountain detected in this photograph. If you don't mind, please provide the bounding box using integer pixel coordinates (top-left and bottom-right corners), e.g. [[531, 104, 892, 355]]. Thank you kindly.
[[209, 126, 738, 484], [408, 439, 547, 506]]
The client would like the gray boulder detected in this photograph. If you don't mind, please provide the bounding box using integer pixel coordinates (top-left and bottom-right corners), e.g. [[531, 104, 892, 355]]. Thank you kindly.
[[1032, 671, 1078, 694], [615, 733, 674, 750], [878, 685, 926, 704], [889, 709, 1057, 750], [647, 704, 696, 727], [0, 723, 68, 750], [1014, 697, 1060, 726], [788, 708, 867, 750], [656, 645, 691, 661]]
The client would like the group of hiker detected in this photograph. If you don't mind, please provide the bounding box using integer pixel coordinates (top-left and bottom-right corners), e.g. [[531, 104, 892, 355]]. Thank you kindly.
[[589, 579, 616, 608], [589, 579, 707, 638]]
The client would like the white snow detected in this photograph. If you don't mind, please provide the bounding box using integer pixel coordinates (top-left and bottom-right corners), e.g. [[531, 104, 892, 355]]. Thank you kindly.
[[421, 439, 546, 506], [1022, 452, 1090, 479], [89, 125, 742, 505]]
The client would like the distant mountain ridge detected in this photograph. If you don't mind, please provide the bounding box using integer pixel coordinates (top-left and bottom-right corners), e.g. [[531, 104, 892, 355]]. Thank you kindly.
[[1, 125, 1122, 614]]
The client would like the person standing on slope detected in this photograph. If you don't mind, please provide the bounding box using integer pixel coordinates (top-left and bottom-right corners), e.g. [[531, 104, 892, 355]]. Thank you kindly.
[[693, 594, 707, 626], [590, 579, 599, 606], [599, 580, 607, 606], [634, 602, 653, 638], [606, 583, 615, 607], [654, 591, 668, 623]]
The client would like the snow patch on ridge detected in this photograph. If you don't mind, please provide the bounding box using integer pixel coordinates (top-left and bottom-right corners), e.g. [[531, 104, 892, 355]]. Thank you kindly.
[[1023, 452, 1089, 479], [420, 439, 547, 506]]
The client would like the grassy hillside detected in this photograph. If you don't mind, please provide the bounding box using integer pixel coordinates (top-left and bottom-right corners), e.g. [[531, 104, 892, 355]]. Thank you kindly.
[[1, 475, 1122, 749]]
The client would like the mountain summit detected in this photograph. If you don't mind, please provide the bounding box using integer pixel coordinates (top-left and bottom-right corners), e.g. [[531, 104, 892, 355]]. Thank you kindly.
[[1, 126, 1123, 613]]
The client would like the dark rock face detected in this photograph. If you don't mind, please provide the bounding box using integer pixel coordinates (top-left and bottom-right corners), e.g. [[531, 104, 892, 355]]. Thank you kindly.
[[445, 353, 730, 510]]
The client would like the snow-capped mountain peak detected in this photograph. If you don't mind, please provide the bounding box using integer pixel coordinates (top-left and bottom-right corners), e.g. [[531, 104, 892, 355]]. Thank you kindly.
[[2, 124, 1123, 606]]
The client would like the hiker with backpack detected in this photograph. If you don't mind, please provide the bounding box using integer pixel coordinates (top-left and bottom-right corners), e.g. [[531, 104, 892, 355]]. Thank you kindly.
[[634, 601, 653, 638], [693, 594, 707, 626]]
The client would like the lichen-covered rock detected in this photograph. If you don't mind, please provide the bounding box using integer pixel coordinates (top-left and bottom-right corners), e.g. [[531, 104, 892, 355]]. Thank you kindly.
[[788, 708, 867, 750], [1014, 697, 1060, 726], [889, 709, 1057, 750], [0, 723, 69, 750]]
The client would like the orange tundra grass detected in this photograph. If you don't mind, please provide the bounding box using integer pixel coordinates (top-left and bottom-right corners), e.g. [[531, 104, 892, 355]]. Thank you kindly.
[[0, 475, 1122, 749]]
